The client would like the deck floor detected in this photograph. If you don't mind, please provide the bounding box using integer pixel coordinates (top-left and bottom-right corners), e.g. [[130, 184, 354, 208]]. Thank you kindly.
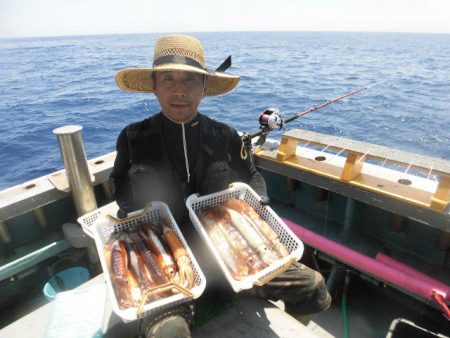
[[304, 277, 450, 338], [192, 273, 450, 338], [1, 268, 449, 338]]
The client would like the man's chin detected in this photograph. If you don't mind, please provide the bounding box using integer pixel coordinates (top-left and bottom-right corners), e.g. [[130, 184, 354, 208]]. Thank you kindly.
[[164, 110, 197, 123]]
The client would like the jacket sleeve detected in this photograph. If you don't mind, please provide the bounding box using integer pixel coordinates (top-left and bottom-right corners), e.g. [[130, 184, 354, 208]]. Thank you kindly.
[[228, 128, 268, 198], [108, 127, 133, 212]]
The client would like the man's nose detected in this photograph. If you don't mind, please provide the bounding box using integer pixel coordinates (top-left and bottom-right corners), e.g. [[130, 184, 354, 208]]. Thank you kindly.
[[172, 80, 187, 96]]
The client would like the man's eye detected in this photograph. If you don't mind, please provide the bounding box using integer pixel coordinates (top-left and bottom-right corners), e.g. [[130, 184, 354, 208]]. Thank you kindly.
[[162, 74, 174, 81], [187, 76, 201, 84]]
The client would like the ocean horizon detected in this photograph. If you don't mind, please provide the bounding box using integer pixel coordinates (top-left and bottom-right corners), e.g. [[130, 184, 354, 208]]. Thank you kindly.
[[2, 30, 450, 40], [1, 31, 449, 190]]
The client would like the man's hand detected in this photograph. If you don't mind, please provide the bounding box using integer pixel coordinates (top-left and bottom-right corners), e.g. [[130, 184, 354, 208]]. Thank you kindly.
[[260, 195, 271, 206], [117, 209, 128, 219], [117, 203, 131, 219]]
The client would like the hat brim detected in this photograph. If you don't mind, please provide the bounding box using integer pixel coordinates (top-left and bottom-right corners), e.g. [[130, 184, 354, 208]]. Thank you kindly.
[[115, 64, 240, 96]]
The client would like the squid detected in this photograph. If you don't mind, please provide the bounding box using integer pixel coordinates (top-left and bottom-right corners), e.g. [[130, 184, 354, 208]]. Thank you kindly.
[[162, 224, 195, 289], [140, 223, 177, 281], [222, 206, 279, 265], [225, 199, 290, 258], [107, 236, 141, 309], [129, 231, 167, 286], [202, 208, 267, 274], [206, 220, 250, 279], [124, 233, 148, 288]]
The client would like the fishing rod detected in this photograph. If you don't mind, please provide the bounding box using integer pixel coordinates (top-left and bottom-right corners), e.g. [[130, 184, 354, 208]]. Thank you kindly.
[[242, 82, 381, 147]]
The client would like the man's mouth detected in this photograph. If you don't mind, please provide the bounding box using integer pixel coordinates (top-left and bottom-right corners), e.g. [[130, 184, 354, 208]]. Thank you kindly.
[[170, 102, 189, 108]]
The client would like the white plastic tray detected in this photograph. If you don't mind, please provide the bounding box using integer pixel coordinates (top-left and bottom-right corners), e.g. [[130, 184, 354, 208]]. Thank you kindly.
[[91, 201, 206, 322], [186, 182, 304, 293], [77, 202, 119, 238]]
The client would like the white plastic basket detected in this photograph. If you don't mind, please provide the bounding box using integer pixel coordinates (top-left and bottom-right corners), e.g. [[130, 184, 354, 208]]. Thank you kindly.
[[185, 182, 304, 293], [77, 202, 119, 238], [90, 201, 206, 322]]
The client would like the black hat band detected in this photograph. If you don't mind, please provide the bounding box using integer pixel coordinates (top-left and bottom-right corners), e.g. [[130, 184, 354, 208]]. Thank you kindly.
[[153, 55, 205, 70]]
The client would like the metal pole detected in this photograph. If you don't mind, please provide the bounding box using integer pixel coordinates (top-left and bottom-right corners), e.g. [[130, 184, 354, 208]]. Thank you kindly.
[[53, 125, 97, 216]]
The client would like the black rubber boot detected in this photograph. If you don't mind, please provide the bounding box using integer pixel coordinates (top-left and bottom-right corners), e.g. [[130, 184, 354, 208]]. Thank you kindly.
[[139, 304, 194, 338]]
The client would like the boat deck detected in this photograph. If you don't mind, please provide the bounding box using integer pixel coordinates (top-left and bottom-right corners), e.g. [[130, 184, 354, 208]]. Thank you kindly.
[[0, 274, 317, 338], [2, 266, 448, 338], [1, 130, 449, 338]]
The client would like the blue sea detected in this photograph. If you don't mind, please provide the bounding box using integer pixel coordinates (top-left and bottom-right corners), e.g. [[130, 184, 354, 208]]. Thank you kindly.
[[1, 32, 449, 190]]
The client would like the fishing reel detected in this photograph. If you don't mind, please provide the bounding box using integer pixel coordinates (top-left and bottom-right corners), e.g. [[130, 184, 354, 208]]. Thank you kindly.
[[247, 108, 285, 147], [259, 108, 285, 131]]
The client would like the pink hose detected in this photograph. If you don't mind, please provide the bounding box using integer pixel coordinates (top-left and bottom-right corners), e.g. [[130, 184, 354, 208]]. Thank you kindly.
[[375, 252, 450, 297], [283, 218, 449, 302]]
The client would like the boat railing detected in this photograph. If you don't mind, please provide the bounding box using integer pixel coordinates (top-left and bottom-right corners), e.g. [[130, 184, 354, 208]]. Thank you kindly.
[[269, 128, 450, 212]]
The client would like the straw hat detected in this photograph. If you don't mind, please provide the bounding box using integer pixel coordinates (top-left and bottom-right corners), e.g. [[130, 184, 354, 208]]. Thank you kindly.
[[115, 35, 240, 96]]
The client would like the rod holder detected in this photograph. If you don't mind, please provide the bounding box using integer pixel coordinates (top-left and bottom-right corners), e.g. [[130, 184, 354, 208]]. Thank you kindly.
[[273, 128, 450, 212], [53, 125, 97, 216]]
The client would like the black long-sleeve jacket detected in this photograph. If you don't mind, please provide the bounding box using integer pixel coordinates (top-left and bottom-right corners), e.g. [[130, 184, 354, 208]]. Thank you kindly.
[[109, 112, 267, 223]]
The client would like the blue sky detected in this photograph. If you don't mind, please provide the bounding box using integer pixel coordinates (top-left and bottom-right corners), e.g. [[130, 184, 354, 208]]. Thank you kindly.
[[1, 0, 449, 38]]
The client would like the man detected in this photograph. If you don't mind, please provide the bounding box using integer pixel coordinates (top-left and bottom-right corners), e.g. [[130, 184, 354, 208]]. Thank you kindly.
[[109, 34, 331, 338]]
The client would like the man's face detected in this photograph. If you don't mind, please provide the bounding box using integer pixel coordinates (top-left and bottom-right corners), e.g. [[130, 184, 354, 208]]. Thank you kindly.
[[153, 71, 206, 123]]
